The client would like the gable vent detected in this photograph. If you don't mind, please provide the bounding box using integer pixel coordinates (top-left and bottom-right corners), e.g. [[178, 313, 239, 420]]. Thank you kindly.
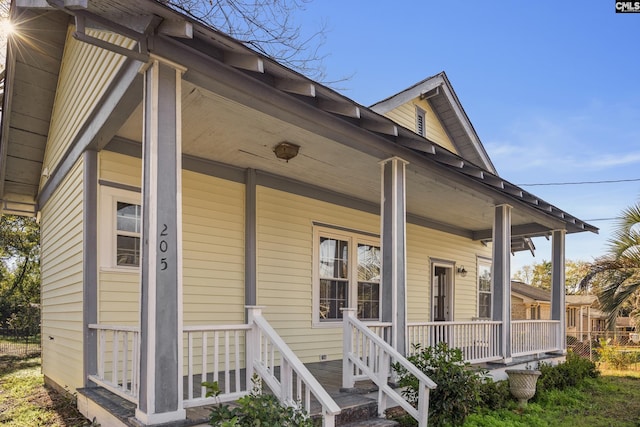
[[416, 107, 426, 137]]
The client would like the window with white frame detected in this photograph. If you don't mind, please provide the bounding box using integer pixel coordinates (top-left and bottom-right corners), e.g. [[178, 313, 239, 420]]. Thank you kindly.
[[477, 258, 492, 318], [116, 202, 141, 266], [568, 307, 577, 327], [416, 107, 426, 137], [100, 186, 141, 269], [530, 305, 541, 320], [314, 226, 381, 324]]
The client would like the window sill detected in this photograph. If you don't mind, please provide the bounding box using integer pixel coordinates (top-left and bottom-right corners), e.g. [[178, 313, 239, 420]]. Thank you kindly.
[[99, 266, 140, 274]]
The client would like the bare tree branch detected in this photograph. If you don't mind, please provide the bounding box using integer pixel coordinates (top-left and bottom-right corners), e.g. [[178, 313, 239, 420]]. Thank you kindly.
[[162, 0, 331, 82]]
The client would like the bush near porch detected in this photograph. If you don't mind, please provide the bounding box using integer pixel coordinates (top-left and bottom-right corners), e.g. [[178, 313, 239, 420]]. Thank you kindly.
[[391, 346, 599, 427]]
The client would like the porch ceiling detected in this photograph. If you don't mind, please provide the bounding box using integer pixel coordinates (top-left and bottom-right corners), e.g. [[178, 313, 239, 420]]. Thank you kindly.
[[116, 81, 550, 237]]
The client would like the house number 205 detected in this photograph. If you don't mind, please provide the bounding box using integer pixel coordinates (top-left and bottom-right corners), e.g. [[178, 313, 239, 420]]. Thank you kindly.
[[160, 224, 169, 271]]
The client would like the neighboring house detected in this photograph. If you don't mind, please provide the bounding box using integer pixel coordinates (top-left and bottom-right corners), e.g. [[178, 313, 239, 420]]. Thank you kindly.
[[0, 1, 598, 426], [616, 316, 636, 332], [511, 281, 551, 320], [510, 282, 608, 342], [566, 294, 606, 340]]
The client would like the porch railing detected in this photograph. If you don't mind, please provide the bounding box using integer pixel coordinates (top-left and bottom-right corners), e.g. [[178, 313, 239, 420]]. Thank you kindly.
[[183, 324, 252, 407], [511, 320, 561, 357], [88, 324, 140, 403], [407, 321, 502, 364], [248, 307, 341, 427], [343, 309, 436, 427]]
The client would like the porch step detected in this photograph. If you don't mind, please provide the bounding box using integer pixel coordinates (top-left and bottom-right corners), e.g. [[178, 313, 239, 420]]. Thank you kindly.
[[309, 391, 399, 426], [340, 420, 399, 427]]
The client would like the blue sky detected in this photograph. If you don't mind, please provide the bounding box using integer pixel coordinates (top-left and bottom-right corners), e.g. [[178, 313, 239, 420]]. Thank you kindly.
[[297, 1, 640, 274]]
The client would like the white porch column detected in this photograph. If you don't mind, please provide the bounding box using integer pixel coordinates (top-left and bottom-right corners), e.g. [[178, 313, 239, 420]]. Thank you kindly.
[[136, 57, 186, 425], [380, 157, 408, 355], [492, 204, 512, 362], [551, 229, 567, 353]]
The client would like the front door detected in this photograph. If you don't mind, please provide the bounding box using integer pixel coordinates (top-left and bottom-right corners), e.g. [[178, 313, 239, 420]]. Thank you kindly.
[[432, 265, 453, 322]]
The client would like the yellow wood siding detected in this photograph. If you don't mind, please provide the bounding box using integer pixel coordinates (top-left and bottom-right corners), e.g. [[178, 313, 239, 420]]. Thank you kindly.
[[256, 186, 380, 362], [406, 223, 492, 322], [42, 27, 135, 189], [40, 157, 85, 392], [257, 187, 492, 362], [382, 99, 457, 153], [99, 150, 141, 187], [182, 170, 245, 326], [97, 153, 245, 328]]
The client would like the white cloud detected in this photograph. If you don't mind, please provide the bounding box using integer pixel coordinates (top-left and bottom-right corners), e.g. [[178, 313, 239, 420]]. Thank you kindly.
[[485, 103, 640, 176]]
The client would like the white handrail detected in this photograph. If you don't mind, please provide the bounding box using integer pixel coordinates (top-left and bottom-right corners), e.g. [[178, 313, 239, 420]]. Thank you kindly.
[[248, 307, 341, 427], [343, 309, 436, 427]]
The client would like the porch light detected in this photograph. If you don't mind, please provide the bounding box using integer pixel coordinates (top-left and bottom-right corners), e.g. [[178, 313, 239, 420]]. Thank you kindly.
[[273, 141, 300, 162], [457, 266, 467, 277]]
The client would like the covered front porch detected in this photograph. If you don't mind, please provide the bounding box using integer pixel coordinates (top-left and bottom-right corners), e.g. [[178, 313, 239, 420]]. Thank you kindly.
[[82, 307, 564, 426]]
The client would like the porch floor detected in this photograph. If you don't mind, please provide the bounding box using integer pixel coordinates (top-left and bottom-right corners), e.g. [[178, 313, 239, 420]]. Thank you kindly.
[[79, 360, 382, 426]]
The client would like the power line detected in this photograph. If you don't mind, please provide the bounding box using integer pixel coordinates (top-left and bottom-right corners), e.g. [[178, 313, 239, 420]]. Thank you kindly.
[[583, 217, 618, 222], [518, 178, 640, 187]]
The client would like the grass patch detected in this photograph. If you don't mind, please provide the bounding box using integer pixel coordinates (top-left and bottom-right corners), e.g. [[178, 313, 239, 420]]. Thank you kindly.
[[463, 375, 640, 427], [0, 355, 90, 426]]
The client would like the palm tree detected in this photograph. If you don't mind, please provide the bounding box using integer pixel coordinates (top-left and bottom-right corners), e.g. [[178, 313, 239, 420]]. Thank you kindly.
[[579, 202, 640, 327]]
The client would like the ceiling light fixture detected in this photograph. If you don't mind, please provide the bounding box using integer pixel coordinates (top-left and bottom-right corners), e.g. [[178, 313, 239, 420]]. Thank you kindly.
[[273, 141, 300, 162]]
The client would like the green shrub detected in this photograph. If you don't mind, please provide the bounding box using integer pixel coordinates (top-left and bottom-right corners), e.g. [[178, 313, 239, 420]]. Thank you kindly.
[[393, 342, 487, 427], [204, 376, 314, 427], [597, 339, 639, 369], [536, 351, 598, 394], [478, 377, 512, 410]]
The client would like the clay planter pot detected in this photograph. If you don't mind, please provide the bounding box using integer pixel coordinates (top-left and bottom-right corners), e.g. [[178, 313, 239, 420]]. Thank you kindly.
[[505, 369, 541, 407]]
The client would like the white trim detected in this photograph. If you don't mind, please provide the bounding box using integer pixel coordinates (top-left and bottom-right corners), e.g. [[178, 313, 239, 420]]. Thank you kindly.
[[98, 185, 141, 270], [173, 63, 185, 413], [134, 408, 187, 426], [477, 256, 492, 319], [144, 58, 160, 416], [312, 224, 381, 327]]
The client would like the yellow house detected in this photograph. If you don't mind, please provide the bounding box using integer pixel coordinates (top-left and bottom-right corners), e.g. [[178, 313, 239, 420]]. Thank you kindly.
[[0, 1, 597, 426]]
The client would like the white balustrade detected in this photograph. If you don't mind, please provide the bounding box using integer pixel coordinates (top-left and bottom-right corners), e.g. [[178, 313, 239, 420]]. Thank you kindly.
[[182, 324, 252, 407], [88, 324, 140, 403], [511, 320, 561, 357], [407, 321, 502, 363]]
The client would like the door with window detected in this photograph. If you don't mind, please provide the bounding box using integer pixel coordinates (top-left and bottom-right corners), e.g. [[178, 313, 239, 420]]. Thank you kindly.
[[432, 264, 453, 322]]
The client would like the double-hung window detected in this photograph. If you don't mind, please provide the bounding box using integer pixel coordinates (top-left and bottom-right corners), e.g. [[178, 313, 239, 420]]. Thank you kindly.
[[477, 257, 492, 319], [116, 202, 141, 266], [568, 307, 577, 327], [100, 186, 141, 269], [314, 226, 380, 325]]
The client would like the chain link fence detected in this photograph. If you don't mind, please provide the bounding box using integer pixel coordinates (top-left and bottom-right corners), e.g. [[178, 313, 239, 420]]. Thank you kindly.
[[568, 331, 640, 370]]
